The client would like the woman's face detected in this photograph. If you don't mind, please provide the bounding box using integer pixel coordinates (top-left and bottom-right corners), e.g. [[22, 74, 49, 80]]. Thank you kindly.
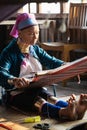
[[18, 25, 39, 45]]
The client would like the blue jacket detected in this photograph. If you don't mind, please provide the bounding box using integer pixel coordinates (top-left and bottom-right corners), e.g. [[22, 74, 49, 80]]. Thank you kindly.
[[0, 38, 64, 90]]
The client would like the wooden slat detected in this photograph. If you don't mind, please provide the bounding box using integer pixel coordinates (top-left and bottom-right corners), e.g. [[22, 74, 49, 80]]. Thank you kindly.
[[69, 3, 87, 29]]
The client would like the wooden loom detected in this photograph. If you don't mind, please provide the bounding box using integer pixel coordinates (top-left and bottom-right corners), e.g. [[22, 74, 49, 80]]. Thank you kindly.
[[29, 56, 87, 88]]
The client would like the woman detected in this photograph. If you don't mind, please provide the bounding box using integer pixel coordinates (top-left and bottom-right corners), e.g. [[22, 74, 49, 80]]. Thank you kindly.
[[0, 13, 87, 121]]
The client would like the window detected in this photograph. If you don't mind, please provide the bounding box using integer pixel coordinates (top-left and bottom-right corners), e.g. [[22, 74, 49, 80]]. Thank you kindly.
[[30, 3, 37, 13], [40, 3, 60, 13], [23, 0, 83, 14]]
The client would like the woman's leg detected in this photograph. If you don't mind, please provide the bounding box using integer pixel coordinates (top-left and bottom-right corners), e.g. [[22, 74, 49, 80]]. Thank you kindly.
[[59, 94, 87, 120], [47, 94, 76, 108], [34, 94, 87, 121], [34, 96, 78, 120], [59, 98, 78, 121], [76, 93, 87, 119], [38, 88, 68, 107], [47, 95, 68, 107], [34, 97, 61, 119]]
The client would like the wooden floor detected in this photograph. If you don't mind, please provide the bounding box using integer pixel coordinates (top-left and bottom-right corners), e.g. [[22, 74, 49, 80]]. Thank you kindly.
[[0, 80, 87, 130]]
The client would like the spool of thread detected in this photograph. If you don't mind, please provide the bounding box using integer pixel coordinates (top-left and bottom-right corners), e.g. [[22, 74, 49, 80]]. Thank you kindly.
[[23, 116, 41, 123]]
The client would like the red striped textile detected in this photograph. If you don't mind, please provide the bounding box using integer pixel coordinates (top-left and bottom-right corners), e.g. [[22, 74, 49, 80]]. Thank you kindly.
[[29, 56, 87, 88]]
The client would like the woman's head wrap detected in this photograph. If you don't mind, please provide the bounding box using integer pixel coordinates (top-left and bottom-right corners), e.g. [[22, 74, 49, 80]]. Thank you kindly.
[[10, 13, 38, 38]]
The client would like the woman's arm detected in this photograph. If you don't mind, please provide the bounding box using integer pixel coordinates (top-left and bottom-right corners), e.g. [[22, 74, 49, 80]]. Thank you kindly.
[[33, 45, 65, 69]]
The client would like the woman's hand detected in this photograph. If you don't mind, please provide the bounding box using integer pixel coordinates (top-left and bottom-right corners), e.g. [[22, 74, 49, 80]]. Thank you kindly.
[[12, 77, 30, 89]]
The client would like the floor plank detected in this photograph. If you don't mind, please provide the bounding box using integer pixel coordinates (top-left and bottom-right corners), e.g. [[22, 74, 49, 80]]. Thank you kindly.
[[0, 80, 87, 130]]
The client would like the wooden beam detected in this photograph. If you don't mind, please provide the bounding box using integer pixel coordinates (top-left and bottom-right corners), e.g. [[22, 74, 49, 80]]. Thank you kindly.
[[35, 13, 68, 20], [0, 0, 69, 4]]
